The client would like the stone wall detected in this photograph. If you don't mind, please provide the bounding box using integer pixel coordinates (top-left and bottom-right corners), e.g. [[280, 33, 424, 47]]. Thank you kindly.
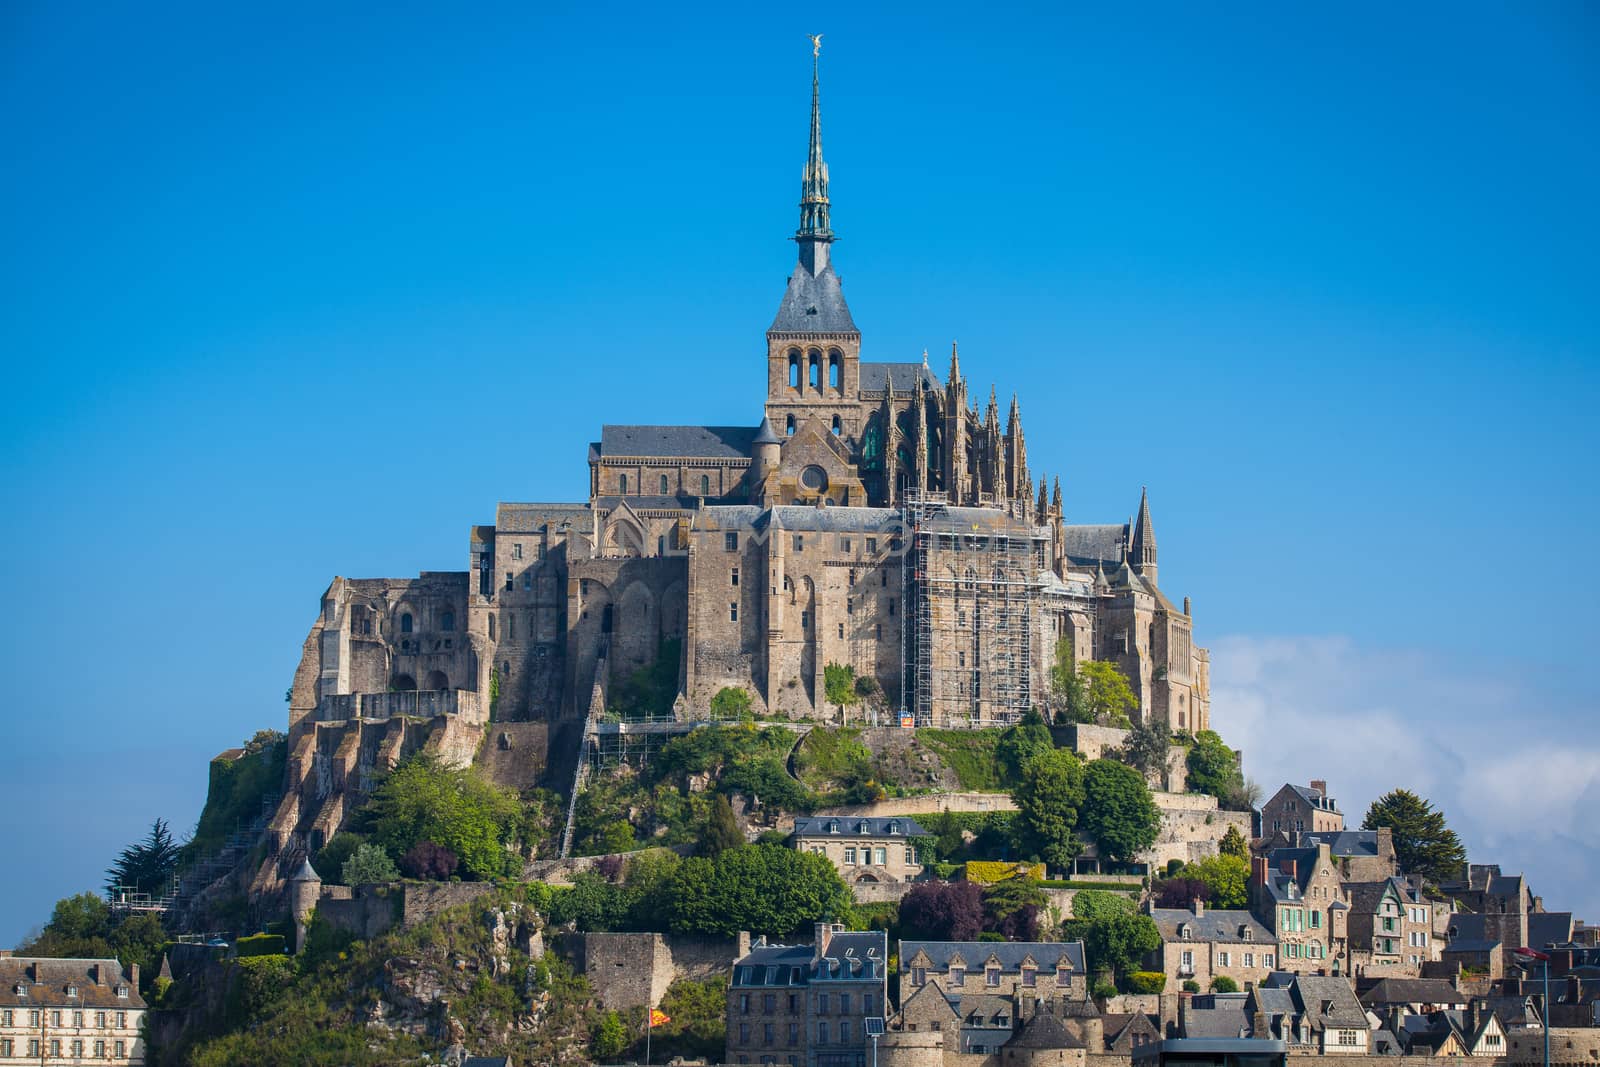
[[312, 881, 497, 942], [567, 930, 749, 1011], [812, 792, 1019, 818], [314, 689, 484, 725]]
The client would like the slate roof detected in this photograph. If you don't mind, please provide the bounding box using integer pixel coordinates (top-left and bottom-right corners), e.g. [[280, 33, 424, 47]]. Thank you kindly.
[[1182, 993, 1251, 1039], [597, 424, 759, 460], [770, 264, 859, 334], [732, 930, 888, 986], [758, 505, 901, 533], [1305, 830, 1379, 858], [915, 505, 1045, 538], [494, 502, 590, 534], [813, 930, 889, 983], [1149, 908, 1273, 945], [0, 958, 146, 1009], [1261, 972, 1370, 1030], [792, 816, 932, 839], [900, 940, 1086, 974], [1529, 912, 1575, 947], [1008, 1012, 1087, 1049], [1346, 878, 1418, 915], [1371, 1028, 1404, 1055], [1360, 978, 1467, 1010], [859, 361, 941, 394], [290, 858, 321, 882], [732, 943, 814, 987], [1443, 939, 1502, 954], [1446, 914, 1488, 942], [1059, 524, 1127, 567]]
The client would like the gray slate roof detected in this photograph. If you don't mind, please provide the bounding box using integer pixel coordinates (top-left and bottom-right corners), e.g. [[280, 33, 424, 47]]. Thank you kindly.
[[860, 361, 941, 394], [1261, 971, 1370, 1030], [792, 816, 931, 839], [760, 505, 901, 533], [1529, 912, 1574, 947], [1305, 830, 1379, 857], [770, 264, 859, 334], [1182, 993, 1251, 1039], [598, 424, 759, 459], [1009, 1012, 1086, 1049], [900, 940, 1086, 974], [1149, 907, 1273, 945], [732, 931, 888, 986], [1360, 978, 1467, 1010], [1059, 524, 1127, 567], [1446, 914, 1488, 942]]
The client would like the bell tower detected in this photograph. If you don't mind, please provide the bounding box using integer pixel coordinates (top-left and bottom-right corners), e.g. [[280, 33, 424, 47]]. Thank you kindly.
[[765, 36, 862, 443]]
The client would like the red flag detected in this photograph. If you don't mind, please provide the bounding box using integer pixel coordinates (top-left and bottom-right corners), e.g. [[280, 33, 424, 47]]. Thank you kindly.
[[649, 1008, 671, 1028]]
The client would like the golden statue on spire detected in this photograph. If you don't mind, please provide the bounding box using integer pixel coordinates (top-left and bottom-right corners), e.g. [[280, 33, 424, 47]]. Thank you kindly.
[[808, 33, 824, 58]]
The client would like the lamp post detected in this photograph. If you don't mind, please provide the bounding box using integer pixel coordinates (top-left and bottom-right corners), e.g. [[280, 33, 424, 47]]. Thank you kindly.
[[1513, 946, 1550, 1067]]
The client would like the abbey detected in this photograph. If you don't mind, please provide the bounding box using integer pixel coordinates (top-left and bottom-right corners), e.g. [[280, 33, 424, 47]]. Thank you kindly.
[[284, 52, 1209, 763]]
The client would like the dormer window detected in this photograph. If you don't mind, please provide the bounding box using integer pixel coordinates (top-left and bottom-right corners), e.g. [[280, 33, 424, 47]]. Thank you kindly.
[[66, 985, 77, 998], [115, 986, 128, 998], [888, 821, 899, 835], [1242, 927, 1254, 942], [13, 984, 25, 997], [828, 820, 839, 834], [1179, 924, 1192, 940]]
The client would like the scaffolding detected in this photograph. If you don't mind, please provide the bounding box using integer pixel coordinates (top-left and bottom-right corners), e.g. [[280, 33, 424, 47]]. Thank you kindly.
[[902, 489, 1043, 727]]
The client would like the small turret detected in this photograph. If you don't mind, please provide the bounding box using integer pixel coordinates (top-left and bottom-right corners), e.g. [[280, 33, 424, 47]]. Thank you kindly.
[[289, 857, 322, 955], [753, 414, 782, 479]]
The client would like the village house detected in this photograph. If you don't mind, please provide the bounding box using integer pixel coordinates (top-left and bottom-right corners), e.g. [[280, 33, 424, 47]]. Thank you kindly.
[[1346, 878, 1439, 977], [725, 923, 887, 1067], [790, 816, 931, 887], [1252, 844, 1348, 974], [1146, 900, 1278, 992], [1259, 782, 1344, 838], [0, 955, 146, 1065], [1244, 972, 1372, 1054], [896, 940, 1090, 1058]]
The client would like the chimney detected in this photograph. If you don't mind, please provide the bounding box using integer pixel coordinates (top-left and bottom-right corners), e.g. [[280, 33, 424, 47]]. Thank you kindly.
[[1387, 1005, 1404, 1035], [1310, 780, 1327, 799], [129, 963, 139, 989], [814, 922, 835, 958], [736, 931, 752, 959], [1193, 898, 1205, 917], [93, 963, 106, 986], [1252, 856, 1269, 888], [1251, 1010, 1270, 1039]]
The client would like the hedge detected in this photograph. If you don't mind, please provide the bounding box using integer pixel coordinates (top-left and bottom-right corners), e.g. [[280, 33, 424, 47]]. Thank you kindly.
[[234, 933, 286, 957], [1126, 971, 1167, 994], [965, 861, 1045, 884]]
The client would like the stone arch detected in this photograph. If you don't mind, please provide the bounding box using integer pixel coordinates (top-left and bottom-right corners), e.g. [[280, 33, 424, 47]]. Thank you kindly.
[[391, 673, 417, 691], [397, 604, 416, 633], [615, 580, 659, 674], [603, 515, 644, 558], [425, 669, 449, 690], [660, 579, 688, 643]]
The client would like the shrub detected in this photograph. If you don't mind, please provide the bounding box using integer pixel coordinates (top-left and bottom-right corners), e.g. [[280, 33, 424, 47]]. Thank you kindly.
[[1182, 979, 1201, 993], [898, 881, 985, 941], [1071, 889, 1135, 921], [234, 933, 285, 957], [1091, 977, 1117, 999], [593, 1010, 628, 1060], [1211, 975, 1239, 993], [1126, 971, 1166, 994], [710, 686, 753, 721], [341, 843, 399, 886], [399, 841, 459, 880], [965, 861, 1045, 885]]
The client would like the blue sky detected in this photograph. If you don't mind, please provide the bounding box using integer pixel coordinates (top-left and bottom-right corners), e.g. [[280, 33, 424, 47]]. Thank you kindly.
[[3, 3, 1596, 944]]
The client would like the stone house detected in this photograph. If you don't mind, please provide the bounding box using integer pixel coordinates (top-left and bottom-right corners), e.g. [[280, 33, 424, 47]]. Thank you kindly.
[[1299, 829, 1398, 883], [1145, 900, 1278, 992], [1259, 783, 1343, 838], [0, 956, 146, 1065], [1252, 845, 1348, 974], [1244, 972, 1371, 1054], [898, 940, 1089, 1012], [725, 924, 887, 1067], [1345, 878, 1438, 977], [791, 815, 932, 886]]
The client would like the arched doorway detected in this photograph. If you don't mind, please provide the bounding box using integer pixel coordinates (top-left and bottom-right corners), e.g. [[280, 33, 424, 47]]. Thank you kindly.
[[424, 670, 449, 691], [390, 674, 417, 691]]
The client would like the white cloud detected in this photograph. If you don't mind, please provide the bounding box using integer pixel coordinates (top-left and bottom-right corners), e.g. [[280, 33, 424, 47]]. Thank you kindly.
[[1210, 633, 1600, 925]]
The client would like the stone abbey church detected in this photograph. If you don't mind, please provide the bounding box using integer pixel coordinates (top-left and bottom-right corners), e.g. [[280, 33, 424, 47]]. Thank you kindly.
[[285, 55, 1210, 749]]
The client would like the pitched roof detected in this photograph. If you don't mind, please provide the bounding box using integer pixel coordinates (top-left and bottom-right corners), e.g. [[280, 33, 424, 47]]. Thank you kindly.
[[859, 361, 940, 394], [1059, 524, 1126, 567], [598, 424, 759, 460], [1361, 978, 1467, 1009], [900, 940, 1085, 974], [792, 816, 932, 839], [1008, 1011, 1086, 1049], [0, 958, 146, 1009], [1182, 993, 1251, 1039], [769, 264, 858, 335], [1263, 972, 1369, 1030], [1149, 908, 1273, 944], [1529, 912, 1574, 948], [1305, 830, 1379, 858]]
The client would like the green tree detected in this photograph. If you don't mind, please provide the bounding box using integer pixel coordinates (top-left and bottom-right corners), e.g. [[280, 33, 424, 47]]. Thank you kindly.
[[701, 794, 744, 857], [982, 876, 1047, 940], [1118, 720, 1171, 781], [341, 843, 399, 886], [1078, 661, 1138, 727], [1049, 642, 1093, 725], [360, 754, 525, 880], [106, 818, 181, 896], [1065, 912, 1161, 980], [1219, 824, 1249, 859], [593, 1010, 629, 1060], [1080, 759, 1161, 864], [1211, 975, 1240, 993], [1180, 853, 1250, 909], [710, 686, 753, 721], [663, 844, 851, 938], [1186, 730, 1243, 799], [823, 663, 859, 723], [1362, 789, 1467, 884], [1010, 747, 1086, 873], [996, 707, 1054, 779]]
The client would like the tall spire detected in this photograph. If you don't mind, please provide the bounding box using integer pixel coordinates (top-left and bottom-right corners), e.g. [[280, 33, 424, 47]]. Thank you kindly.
[[795, 35, 834, 274], [948, 341, 962, 387], [1131, 485, 1158, 583]]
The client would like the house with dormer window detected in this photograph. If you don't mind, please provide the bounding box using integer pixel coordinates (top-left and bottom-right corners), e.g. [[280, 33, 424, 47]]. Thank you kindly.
[[791, 816, 931, 889], [1252, 843, 1348, 974], [1147, 899, 1278, 991]]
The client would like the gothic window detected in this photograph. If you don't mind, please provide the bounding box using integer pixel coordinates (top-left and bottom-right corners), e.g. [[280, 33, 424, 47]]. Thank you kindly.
[[619, 474, 627, 493], [786, 415, 796, 435], [789, 350, 801, 388], [809, 351, 821, 389], [862, 419, 882, 468], [441, 611, 455, 632], [701, 474, 710, 495], [831, 415, 841, 435], [400, 613, 413, 633], [829, 352, 841, 389], [660, 474, 669, 494], [488, 614, 495, 640]]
